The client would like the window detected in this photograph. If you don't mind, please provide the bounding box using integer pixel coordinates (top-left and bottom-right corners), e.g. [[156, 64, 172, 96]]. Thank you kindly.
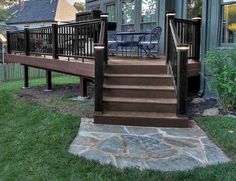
[[106, 4, 116, 22], [141, 0, 157, 31], [141, 0, 157, 23], [121, 0, 135, 31], [187, 0, 202, 19], [222, 0, 236, 43]]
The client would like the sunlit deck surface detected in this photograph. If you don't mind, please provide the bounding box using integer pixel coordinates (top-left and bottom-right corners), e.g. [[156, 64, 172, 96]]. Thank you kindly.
[[5, 53, 200, 78]]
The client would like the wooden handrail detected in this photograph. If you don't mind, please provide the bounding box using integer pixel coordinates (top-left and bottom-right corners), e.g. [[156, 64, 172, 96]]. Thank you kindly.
[[169, 19, 181, 47], [166, 12, 189, 115]]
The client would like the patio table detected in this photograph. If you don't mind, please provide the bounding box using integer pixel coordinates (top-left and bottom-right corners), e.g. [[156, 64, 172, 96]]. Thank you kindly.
[[115, 31, 150, 56]]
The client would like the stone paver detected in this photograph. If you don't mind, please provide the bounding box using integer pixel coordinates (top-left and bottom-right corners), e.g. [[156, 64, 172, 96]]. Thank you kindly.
[[68, 118, 230, 171]]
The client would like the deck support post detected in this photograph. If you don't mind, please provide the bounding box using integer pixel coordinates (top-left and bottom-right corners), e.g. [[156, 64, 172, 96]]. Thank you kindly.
[[45, 70, 52, 91], [94, 44, 105, 113], [23, 65, 29, 88], [177, 45, 189, 115], [80, 77, 88, 97], [44, 24, 58, 92]]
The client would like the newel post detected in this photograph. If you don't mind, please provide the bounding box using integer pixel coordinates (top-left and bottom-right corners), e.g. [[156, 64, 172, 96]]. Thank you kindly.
[[52, 23, 58, 59], [165, 12, 175, 64], [6, 31, 11, 54], [192, 17, 201, 61], [100, 13, 108, 63], [177, 44, 189, 115], [24, 28, 30, 56], [94, 43, 105, 113]]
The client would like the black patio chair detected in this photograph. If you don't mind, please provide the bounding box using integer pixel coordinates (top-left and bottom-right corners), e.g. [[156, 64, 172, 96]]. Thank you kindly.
[[108, 31, 118, 55], [138, 26, 162, 58]]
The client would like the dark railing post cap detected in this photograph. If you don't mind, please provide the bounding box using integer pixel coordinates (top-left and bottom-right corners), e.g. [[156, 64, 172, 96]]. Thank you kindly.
[[177, 44, 189, 50], [192, 17, 201, 21], [100, 13, 108, 18], [166, 12, 176, 17], [94, 43, 105, 49]]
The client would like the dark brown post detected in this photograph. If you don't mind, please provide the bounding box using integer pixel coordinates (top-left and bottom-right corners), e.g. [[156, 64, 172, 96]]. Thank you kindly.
[[23, 65, 29, 88], [177, 44, 189, 115], [52, 24, 58, 59], [165, 12, 176, 65], [192, 17, 201, 61], [45, 24, 58, 91], [100, 13, 108, 63], [45, 70, 52, 91], [80, 77, 88, 97], [94, 43, 105, 112], [24, 28, 30, 56], [6, 31, 11, 54]]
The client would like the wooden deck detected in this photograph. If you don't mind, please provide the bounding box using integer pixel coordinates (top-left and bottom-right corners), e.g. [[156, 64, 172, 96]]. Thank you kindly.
[[5, 54, 200, 79]]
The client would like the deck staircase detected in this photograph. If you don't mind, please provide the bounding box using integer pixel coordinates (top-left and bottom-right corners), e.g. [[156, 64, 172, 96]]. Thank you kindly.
[[95, 60, 190, 128]]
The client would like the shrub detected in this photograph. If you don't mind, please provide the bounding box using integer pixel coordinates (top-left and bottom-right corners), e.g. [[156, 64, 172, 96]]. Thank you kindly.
[[205, 48, 236, 110]]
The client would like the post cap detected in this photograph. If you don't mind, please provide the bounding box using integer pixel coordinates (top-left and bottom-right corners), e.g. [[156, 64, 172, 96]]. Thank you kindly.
[[166, 12, 176, 17], [94, 43, 105, 49], [192, 17, 201, 21], [100, 13, 108, 18], [177, 44, 189, 50]]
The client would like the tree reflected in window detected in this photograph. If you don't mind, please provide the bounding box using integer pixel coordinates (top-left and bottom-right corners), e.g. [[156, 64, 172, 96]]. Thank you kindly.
[[141, 0, 157, 23], [121, 0, 135, 24], [222, 3, 236, 43]]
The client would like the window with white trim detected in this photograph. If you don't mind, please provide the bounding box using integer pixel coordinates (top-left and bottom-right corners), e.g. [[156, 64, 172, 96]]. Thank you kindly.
[[222, 0, 236, 43]]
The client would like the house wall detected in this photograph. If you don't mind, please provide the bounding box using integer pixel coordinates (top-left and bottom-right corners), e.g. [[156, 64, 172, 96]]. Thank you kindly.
[[199, 0, 223, 96], [85, 0, 178, 54]]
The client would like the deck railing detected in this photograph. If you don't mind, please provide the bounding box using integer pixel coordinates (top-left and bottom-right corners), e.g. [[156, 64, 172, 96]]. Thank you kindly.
[[166, 13, 201, 115], [7, 30, 25, 53], [7, 18, 107, 60], [174, 18, 201, 60], [6, 16, 108, 113]]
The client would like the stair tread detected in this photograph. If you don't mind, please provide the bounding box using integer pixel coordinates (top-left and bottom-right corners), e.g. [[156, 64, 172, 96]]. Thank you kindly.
[[99, 111, 185, 119], [103, 96, 177, 104], [103, 84, 175, 90], [104, 73, 171, 78]]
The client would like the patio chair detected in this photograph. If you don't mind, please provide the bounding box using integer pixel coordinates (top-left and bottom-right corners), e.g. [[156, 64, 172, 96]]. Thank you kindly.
[[138, 26, 162, 58], [108, 31, 118, 55]]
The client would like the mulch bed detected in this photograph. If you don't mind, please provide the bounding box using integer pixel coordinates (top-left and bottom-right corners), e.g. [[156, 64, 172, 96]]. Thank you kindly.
[[188, 96, 236, 117]]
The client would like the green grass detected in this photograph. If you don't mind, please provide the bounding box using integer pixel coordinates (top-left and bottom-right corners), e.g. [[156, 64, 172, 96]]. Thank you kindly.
[[0, 76, 236, 180]]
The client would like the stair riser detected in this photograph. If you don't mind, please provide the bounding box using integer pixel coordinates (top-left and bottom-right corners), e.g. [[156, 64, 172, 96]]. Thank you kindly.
[[104, 102, 176, 113], [104, 89, 176, 98], [95, 116, 190, 128], [106, 65, 167, 74], [104, 77, 173, 86]]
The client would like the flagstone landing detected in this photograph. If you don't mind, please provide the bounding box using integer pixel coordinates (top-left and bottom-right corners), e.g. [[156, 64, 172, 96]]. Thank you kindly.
[[69, 118, 230, 171]]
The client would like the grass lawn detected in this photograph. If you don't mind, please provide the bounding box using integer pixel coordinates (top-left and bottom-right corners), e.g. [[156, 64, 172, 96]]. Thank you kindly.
[[0, 76, 236, 181]]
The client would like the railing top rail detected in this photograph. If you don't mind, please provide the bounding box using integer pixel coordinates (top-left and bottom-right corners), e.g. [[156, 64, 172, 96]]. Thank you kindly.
[[169, 19, 181, 47], [10, 30, 24, 33], [28, 26, 52, 31], [174, 18, 198, 25], [8, 19, 103, 34], [58, 19, 102, 27]]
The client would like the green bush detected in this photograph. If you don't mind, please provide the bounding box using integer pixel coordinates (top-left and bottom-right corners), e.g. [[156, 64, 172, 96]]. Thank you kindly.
[[205, 49, 236, 110]]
